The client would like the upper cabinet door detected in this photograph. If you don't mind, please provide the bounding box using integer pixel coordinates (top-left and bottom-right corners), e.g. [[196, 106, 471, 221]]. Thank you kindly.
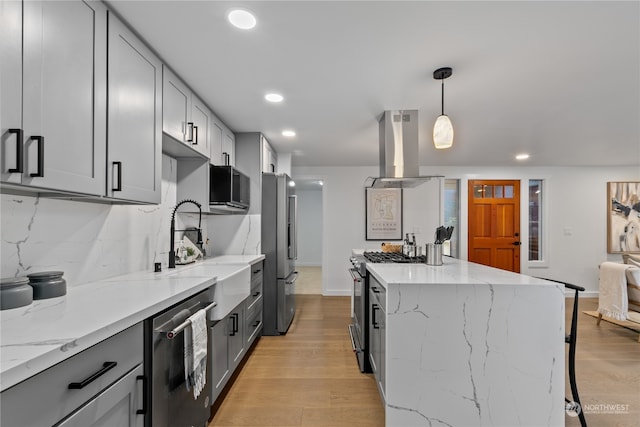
[[162, 66, 190, 144], [107, 11, 161, 204], [18, 0, 107, 195], [223, 131, 235, 167], [190, 96, 210, 158], [210, 122, 224, 165], [0, 0, 23, 184]]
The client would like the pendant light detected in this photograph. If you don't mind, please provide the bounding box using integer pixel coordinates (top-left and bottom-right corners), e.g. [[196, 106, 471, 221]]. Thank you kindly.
[[433, 67, 453, 149]]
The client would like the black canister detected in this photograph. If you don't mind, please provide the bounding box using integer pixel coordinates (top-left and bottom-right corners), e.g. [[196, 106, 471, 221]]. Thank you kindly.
[[27, 271, 67, 300], [1, 276, 33, 309]]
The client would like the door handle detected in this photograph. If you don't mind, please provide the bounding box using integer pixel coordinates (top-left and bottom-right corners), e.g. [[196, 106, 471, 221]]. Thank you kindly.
[[112, 161, 122, 191], [187, 122, 194, 142], [136, 375, 147, 415], [30, 136, 44, 177], [512, 241, 521, 246], [7, 128, 23, 173], [371, 304, 379, 329], [68, 361, 117, 389]]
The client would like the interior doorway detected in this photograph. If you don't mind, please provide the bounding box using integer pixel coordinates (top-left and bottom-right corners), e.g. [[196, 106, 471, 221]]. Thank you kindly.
[[468, 180, 521, 273], [293, 178, 324, 294]]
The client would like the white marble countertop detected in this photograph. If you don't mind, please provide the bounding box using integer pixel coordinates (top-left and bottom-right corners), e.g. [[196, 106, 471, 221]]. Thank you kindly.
[[0, 256, 262, 392], [206, 254, 265, 264], [367, 257, 554, 287]]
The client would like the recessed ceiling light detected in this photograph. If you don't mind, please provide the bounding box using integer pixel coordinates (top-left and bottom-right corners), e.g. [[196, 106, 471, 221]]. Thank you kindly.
[[282, 130, 296, 137], [318, 180, 324, 186], [265, 93, 283, 103], [288, 180, 296, 187], [227, 9, 256, 30], [515, 153, 530, 160]]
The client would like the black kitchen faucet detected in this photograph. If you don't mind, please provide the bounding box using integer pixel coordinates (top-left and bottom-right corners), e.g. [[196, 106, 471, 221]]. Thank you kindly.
[[169, 199, 203, 269]]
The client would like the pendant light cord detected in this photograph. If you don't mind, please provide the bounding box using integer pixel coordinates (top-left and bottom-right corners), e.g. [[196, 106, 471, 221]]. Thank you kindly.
[[441, 79, 445, 116]]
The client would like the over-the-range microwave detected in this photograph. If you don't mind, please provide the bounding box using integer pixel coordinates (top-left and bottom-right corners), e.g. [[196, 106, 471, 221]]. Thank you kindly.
[[209, 165, 250, 212]]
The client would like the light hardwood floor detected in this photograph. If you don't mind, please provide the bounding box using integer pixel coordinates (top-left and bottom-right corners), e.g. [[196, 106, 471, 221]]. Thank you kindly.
[[295, 267, 322, 295], [209, 296, 640, 427]]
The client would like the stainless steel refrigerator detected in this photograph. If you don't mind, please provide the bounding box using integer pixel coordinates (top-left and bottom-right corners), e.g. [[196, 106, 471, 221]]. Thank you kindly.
[[261, 173, 298, 335]]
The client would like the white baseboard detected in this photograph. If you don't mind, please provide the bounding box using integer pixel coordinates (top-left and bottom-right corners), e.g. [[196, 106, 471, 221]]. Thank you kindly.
[[322, 289, 351, 297]]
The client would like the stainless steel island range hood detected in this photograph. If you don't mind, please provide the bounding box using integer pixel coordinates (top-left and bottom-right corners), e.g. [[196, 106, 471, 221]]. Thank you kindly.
[[365, 110, 442, 188]]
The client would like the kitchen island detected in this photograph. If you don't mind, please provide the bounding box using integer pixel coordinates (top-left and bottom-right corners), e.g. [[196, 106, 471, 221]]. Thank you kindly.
[[367, 258, 565, 426]]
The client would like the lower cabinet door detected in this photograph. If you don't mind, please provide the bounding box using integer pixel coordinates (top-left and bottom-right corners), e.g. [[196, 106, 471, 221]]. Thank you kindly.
[[55, 364, 144, 427], [210, 319, 230, 401]]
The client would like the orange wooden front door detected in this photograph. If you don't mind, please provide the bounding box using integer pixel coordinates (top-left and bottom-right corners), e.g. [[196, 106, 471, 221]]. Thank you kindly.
[[468, 180, 521, 273]]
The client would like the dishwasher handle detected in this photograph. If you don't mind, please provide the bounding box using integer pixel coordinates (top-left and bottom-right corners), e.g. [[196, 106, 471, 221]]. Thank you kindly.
[[166, 301, 216, 339]]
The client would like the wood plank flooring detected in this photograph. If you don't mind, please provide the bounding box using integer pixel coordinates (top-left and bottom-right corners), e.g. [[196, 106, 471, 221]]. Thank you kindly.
[[209, 295, 384, 427], [209, 296, 640, 427]]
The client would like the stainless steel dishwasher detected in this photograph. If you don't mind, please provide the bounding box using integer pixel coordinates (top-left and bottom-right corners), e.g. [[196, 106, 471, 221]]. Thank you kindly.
[[144, 288, 215, 427]]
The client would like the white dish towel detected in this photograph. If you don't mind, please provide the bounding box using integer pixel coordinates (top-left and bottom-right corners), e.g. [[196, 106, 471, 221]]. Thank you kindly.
[[598, 261, 630, 321], [184, 309, 208, 399]]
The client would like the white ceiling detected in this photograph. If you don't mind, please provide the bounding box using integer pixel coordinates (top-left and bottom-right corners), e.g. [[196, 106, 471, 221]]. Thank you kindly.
[[107, 1, 640, 168]]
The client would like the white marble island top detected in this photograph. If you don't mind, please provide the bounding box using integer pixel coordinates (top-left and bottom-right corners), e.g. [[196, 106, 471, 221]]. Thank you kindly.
[[366, 258, 566, 426], [0, 256, 263, 392], [367, 256, 555, 287]]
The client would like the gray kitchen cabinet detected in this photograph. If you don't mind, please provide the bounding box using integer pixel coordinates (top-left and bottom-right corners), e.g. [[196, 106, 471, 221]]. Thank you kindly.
[[210, 314, 231, 400], [210, 119, 235, 166], [245, 260, 264, 346], [210, 299, 248, 403], [261, 136, 278, 173], [1, 0, 107, 196], [369, 276, 386, 402], [106, 11, 161, 204], [1, 323, 144, 427], [228, 303, 246, 368], [56, 364, 144, 427], [162, 66, 210, 159]]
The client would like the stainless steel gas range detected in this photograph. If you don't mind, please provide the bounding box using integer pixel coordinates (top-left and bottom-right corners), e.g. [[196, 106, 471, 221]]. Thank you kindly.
[[348, 251, 425, 373]]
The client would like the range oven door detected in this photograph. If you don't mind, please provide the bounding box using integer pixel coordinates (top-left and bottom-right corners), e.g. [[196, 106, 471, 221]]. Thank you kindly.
[[348, 268, 370, 373]]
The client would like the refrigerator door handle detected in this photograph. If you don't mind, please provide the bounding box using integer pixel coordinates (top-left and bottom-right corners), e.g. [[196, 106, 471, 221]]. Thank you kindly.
[[288, 195, 298, 260], [285, 271, 299, 285]]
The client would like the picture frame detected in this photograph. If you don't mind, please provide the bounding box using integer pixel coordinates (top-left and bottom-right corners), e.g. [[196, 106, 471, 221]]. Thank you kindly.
[[365, 187, 403, 240], [607, 181, 640, 253]]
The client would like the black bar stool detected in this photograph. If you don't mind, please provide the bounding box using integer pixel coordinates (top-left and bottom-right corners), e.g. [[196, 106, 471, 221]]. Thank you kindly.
[[538, 278, 587, 427]]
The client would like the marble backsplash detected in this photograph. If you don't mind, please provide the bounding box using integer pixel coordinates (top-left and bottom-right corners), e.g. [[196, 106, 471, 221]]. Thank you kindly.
[[0, 155, 215, 287]]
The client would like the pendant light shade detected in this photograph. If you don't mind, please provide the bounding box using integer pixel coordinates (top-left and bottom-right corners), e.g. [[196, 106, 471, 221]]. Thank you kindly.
[[433, 67, 453, 149], [433, 114, 453, 149]]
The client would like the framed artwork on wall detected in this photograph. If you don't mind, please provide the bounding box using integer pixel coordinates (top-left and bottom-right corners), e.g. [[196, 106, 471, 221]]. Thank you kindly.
[[366, 187, 402, 240], [607, 181, 640, 253]]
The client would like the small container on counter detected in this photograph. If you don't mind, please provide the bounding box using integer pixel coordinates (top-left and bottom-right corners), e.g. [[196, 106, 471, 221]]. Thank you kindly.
[[1, 276, 33, 310], [425, 243, 443, 266], [27, 271, 67, 300]]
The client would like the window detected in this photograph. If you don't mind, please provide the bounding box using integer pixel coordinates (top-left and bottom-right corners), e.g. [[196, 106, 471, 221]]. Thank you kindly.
[[528, 180, 543, 261]]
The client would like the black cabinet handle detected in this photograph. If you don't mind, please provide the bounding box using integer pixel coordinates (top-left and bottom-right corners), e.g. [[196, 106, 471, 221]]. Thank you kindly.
[[253, 269, 262, 274], [371, 304, 379, 329], [136, 375, 147, 415], [7, 128, 23, 173], [68, 361, 117, 389], [29, 136, 44, 177], [371, 287, 380, 294], [230, 313, 238, 336], [192, 125, 198, 145], [252, 320, 260, 328], [222, 152, 230, 166], [112, 161, 122, 191], [252, 291, 261, 297], [187, 122, 194, 142]]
